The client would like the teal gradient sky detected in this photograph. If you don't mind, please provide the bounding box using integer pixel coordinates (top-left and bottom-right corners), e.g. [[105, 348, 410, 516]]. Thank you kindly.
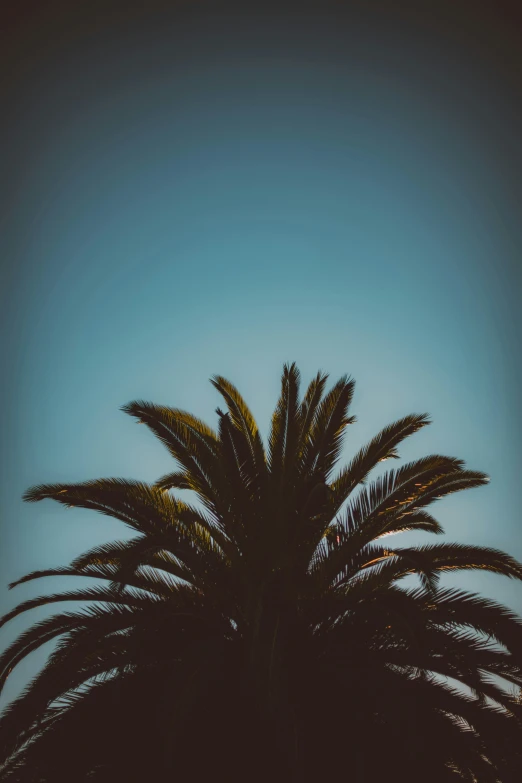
[[1, 4, 521, 709]]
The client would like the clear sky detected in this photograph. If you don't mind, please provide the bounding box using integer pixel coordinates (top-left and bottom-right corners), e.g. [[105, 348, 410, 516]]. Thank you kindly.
[[1, 3, 521, 710]]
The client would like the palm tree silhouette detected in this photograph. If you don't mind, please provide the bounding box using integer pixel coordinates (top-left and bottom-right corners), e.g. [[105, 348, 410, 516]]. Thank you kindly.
[[1, 364, 521, 781]]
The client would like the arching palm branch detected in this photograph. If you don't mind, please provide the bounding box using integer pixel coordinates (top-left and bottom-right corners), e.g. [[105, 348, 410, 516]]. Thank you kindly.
[[1, 364, 521, 782]]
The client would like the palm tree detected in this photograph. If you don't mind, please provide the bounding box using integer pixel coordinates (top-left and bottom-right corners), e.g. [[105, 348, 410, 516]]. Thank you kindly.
[[1, 364, 521, 782]]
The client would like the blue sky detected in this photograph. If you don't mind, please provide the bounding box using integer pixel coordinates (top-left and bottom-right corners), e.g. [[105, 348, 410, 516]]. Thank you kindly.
[[1, 6, 521, 710]]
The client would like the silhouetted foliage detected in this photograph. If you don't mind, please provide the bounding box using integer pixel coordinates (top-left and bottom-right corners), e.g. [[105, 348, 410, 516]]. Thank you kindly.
[[1, 364, 521, 781]]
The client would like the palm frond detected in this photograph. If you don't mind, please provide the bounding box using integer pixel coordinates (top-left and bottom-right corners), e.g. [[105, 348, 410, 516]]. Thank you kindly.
[[268, 362, 301, 482], [299, 375, 355, 482], [0, 587, 165, 632], [210, 374, 267, 488], [8, 564, 178, 598], [329, 413, 432, 511], [120, 402, 219, 499], [23, 479, 174, 535]]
